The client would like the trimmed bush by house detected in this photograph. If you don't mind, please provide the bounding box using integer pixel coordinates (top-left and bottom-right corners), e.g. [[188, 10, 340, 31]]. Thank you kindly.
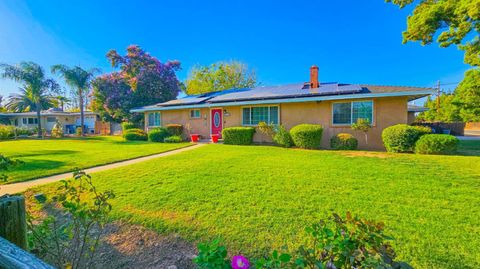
[[148, 128, 170, 142], [222, 127, 255, 145], [382, 124, 431, 153], [415, 134, 459, 155], [164, 135, 183, 143], [123, 128, 148, 141], [273, 125, 293, 148], [290, 124, 323, 149], [75, 127, 83, 136], [166, 124, 183, 136], [121, 122, 136, 131], [330, 133, 358, 150], [0, 125, 15, 140]]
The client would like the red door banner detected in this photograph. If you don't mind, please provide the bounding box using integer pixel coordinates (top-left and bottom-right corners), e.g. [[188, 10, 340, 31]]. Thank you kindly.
[[211, 109, 223, 137]]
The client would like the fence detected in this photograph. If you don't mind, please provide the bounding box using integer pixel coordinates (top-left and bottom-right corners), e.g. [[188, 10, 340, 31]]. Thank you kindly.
[[413, 122, 465, 136]]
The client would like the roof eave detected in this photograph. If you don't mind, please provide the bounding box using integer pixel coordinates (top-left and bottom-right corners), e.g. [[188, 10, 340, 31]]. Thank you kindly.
[[130, 89, 435, 113]]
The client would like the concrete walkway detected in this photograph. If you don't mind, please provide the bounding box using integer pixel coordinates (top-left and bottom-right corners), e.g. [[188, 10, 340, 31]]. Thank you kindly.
[[0, 143, 206, 195]]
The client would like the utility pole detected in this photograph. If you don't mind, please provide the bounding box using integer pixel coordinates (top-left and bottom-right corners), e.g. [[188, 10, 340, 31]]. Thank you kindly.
[[436, 80, 441, 112]]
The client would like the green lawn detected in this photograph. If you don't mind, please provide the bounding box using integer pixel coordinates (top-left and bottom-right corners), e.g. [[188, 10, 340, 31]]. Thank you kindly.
[[30, 140, 480, 269], [1, 136, 190, 184]]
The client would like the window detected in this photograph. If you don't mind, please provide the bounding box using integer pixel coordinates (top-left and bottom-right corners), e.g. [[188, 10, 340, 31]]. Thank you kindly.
[[332, 101, 373, 125], [47, 117, 56, 123], [190, 109, 201, 119], [148, 112, 161, 127], [24, 117, 38, 125], [242, 106, 279, 125]]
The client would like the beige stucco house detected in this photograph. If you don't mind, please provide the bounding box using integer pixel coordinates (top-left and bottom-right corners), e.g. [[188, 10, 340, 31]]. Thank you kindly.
[[132, 66, 433, 150], [0, 108, 100, 134]]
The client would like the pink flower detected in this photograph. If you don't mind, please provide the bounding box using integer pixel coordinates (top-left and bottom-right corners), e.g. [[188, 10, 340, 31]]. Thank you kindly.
[[231, 255, 250, 269]]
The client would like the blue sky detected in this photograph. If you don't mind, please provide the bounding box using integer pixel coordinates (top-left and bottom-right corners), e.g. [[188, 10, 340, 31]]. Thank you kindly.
[[0, 0, 470, 99]]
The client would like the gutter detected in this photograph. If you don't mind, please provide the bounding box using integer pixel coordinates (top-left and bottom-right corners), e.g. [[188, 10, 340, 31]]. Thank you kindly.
[[130, 90, 435, 113]]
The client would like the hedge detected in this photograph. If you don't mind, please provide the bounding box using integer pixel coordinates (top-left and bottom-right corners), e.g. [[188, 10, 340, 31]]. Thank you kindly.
[[121, 122, 136, 131], [164, 135, 183, 143], [166, 124, 183, 136], [290, 124, 323, 149], [415, 134, 459, 155], [273, 125, 293, 148], [222, 127, 256, 145], [0, 125, 15, 140], [148, 128, 170, 142], [330, 133, 358, 150], [382, 124, 431, 153], [123, 128, 148, 141]]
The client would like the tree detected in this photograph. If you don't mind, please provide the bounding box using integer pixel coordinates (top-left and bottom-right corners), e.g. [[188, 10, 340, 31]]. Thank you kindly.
[[351, 118, 372, 145], [387, 0, 480, 67], [51, 65, 99, 136], [454, 68, 480, 122], [0, 62, 60, 137], [92, 45, 181, 123], [185, 60, 257, 95], [416, 93, 461, 122]]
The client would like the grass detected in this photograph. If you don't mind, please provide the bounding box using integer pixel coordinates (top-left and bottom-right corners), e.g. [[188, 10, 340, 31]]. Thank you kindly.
[[1, 136, 190, 184], [30, 140, 480, 269]]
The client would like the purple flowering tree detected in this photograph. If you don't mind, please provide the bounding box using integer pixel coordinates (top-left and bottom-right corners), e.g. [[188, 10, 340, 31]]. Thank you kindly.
[[91, 45, 181, 122]]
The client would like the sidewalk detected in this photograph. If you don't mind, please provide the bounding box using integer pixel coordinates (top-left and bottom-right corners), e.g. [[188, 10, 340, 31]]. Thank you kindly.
[[0, 143, 206, 195]]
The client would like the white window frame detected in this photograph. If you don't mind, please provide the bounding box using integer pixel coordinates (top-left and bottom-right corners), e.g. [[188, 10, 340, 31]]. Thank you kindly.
[[148, 112, 161, 127], [331, 100, 374, 126], [242, 105, 280, 126], [190, 109, 201, 119]]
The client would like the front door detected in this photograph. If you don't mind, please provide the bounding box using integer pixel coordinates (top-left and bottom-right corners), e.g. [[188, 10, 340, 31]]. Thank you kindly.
[[211, 108, 223, 137]]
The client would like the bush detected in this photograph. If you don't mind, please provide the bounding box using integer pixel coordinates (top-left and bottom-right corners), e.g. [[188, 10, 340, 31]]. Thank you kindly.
[[330, 133, 358, 150], [0, 125, 15, 140], [121, 122, 136, 131], [75, 127, 83, 136], [164, 135, 183, 143], [222, 127, 255, 145], [290, 124, 323, 149], [382, 124, 431, 153], [148, 128, 170, 142], [415, 134, 459, 155], [51, 121, 64, 138], [16, 127, 34, 136], [123, 128, 148, 141], [273, 125, 293, 148], [166, 124, 183, 136]]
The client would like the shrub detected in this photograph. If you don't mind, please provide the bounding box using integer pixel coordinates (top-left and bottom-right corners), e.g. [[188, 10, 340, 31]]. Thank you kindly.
[[148, 128, 170, 142], [195, 212, 411, 269], [51, 121, 64, 138], [75, 127, 83, 136], [290, 124, 323, 149], [121, 122, 136, 131], [330, 133, 358, 150], [166, 124, 183, 136], [415, 134, 459, 155], [222, 127, 255, 145], [0, 125, 15, 140], [382, 124, 431, 153], [164, 135, 183, 143], [16, 127, 34, 136], [273, 125, 293, 148], [123, 128, 148, 141]]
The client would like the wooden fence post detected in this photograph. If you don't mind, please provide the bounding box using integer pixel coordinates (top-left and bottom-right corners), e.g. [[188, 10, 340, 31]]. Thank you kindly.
[[0, 195, 27, 250]]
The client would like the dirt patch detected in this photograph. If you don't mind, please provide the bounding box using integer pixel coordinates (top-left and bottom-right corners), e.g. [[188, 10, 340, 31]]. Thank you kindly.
[[95, 221, 196, 269], [337, 151, 392, 159]]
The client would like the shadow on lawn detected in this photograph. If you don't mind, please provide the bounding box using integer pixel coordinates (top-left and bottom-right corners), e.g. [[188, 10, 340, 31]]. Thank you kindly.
[[11, 150, 79, 158]]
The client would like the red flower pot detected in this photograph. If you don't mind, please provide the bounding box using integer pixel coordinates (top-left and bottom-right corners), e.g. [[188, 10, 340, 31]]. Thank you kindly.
[[211, 134, 219, 143], [190, 134, 200, 142]]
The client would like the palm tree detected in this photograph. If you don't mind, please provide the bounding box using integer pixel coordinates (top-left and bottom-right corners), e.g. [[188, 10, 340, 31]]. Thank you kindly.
[[0, 62, 60, 138], [51, 65, 99, 136]]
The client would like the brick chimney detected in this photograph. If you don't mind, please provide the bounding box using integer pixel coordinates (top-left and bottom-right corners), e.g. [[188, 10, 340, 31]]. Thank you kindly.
[[310, 65, 319, 88]]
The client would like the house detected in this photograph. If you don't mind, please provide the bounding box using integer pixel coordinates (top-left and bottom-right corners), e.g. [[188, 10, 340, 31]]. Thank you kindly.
[[0, 108, 100, 134], [131, 66, 434, 149]]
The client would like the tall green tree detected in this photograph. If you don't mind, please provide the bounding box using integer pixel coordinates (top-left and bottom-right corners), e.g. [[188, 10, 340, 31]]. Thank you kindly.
[[454, 68, 480, 122], [51, 65, 99, 135], [0, 62, 60, 137], [185, 60, 257, 95], [417, 93, 461, 122]]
